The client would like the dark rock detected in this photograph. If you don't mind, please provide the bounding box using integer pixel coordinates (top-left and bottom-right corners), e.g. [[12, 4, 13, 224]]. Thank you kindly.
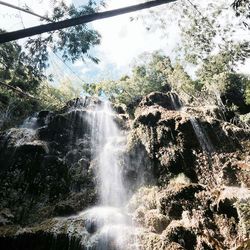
[[1, 92, 250, 249], [136, 109, 161, 127], [0, 209, 14, 226], [37, 111, 52, 127], [53, 203, 76, 217], [164, 226, 197, 250], [0, 98, 101, 226], [217, 198, 239, 222], [61, 96, 101, 113], [0, 232, 82, 250], [113, 103, 126, 114], [139, 92, 182, 110], [159, 184, 204, 219]]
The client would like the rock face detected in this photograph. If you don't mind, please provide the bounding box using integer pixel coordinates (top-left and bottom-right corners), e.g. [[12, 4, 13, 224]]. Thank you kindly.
[[126, 92, 250, 249], [0, 92, 249, 250], [0, 97, 104, 227]]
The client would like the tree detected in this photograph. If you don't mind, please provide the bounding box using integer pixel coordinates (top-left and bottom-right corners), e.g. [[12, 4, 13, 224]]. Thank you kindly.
[[24, 0, 103, 70], [36, 80, 81, 110], [232, 0, 250, 28], [0, 31, 43, 92], [137, 1, 249, 65], [0, 1, 105, 129], [197, 52, 250, 113], [131, 1, 250, 112], [83, 51, 196, 107]]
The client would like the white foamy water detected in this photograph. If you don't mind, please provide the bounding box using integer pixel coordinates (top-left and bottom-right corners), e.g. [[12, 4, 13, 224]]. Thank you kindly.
[[20, 114, 38, 129], [190, 116, 214, 154], [89, 101, 127, 206], [10, 114, 39, 146], [84, 101, 134, 249]]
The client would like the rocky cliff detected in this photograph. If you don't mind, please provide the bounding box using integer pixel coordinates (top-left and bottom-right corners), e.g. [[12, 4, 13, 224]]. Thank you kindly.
[[0, 92, 249, 250], [126, 92, 250, 249]]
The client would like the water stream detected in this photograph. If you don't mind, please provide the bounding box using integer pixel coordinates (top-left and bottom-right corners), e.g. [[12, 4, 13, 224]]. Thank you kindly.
[[189, 116, 214, 154], [89, 102, 127, 206], [84, 101, 134, 250], [170, 93, 214, 154]]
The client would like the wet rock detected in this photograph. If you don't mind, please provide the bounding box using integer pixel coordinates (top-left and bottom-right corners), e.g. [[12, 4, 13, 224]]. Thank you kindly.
[[163, 226, 197, 250], [138, 91, 182, 110], [236, 239, 250, 250], [137, 232, 166, 250], [165, 242, 185, 250], [159, 184, 204, 219], [0, 232, 82, 250], [144, 210, 169, 233], [53, 203, 76, 217], [62, 96, 101, 111], [1, 92, 250, 249], [136, 109, 161, 127], [0, 209, 14, 226], [0, 98, 103, 226], [113, 103, 127, 114]]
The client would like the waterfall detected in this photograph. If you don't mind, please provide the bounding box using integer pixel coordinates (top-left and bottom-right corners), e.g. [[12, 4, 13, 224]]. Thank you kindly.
[[20, 113, 38, 129], [89, 101, 126, 206], [169, 94, 214, 154], [83, 101, 134, 250], [169, 91, 182, 110], [189, 117, 214, 154]]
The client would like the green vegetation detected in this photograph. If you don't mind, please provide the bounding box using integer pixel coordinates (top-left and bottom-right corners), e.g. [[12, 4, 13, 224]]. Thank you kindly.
[[0, 32, 85, 129], [82, 0, 250, 117], [0, 0, 249, 128], [83, 52, 197, 105], [25, 1, 102, 69], [83, 51, 250, 116], [0, 0, 103, 129]]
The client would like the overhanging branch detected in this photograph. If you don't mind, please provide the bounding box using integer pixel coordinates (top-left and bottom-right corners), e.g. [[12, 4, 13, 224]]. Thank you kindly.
[[0, 0, 176, 44], [0, 80, 38, 100]]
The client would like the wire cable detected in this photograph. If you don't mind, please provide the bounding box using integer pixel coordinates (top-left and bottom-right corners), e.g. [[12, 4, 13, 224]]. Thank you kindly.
[[0, 0, 52, 22]]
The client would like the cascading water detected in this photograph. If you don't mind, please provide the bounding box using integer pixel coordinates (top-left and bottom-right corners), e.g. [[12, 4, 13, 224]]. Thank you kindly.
[[189, 117, 214, 154], [170, 93, 214, 154], [89, 102, 126, 206], [20, 113, 38, 129], [82, 101, 135, 250]]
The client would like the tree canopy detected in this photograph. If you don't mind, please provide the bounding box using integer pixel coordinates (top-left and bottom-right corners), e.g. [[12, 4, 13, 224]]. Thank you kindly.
[[0, 0, 249, 128], [0, 0, 104, 128]]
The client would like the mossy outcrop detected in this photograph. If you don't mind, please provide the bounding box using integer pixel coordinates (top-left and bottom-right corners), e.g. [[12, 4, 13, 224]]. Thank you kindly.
[[0, 92, 249, 250], [126, 92, 250, 249], [0, 97, 103, 227]]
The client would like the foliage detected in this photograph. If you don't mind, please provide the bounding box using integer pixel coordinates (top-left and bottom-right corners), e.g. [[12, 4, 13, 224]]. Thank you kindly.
[[245, 83, 250, 105], [0, 37, 83, 129], [0, 1, 105, 129], [0, 33, 64, 127], [132, 1, 250, 114], [0, 34, 44, 92], [176, 1, 250, 65], [139, 1, 249, 65], [37, 80, 80, 110], [83, 49, 250, 117], [197, 52, 250, 113], [83, 52, 196, 105], [0, 88, 40, 129], [0, 79, 79, 129], [232, 0, 250, 28], [25, 0, 102, 70]]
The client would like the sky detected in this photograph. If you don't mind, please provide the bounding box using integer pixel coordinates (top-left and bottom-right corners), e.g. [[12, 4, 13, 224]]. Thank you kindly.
[[0, 0, 249, 85]]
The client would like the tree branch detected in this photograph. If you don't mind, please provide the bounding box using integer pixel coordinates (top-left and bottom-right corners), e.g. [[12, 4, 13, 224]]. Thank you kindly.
[[0, 1, 52, 22], [0, 80, 38, 100], [0, 0, 176, 44]]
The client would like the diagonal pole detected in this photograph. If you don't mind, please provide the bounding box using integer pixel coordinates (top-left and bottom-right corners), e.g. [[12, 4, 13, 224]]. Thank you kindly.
[[0, 0, 176, 44]]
